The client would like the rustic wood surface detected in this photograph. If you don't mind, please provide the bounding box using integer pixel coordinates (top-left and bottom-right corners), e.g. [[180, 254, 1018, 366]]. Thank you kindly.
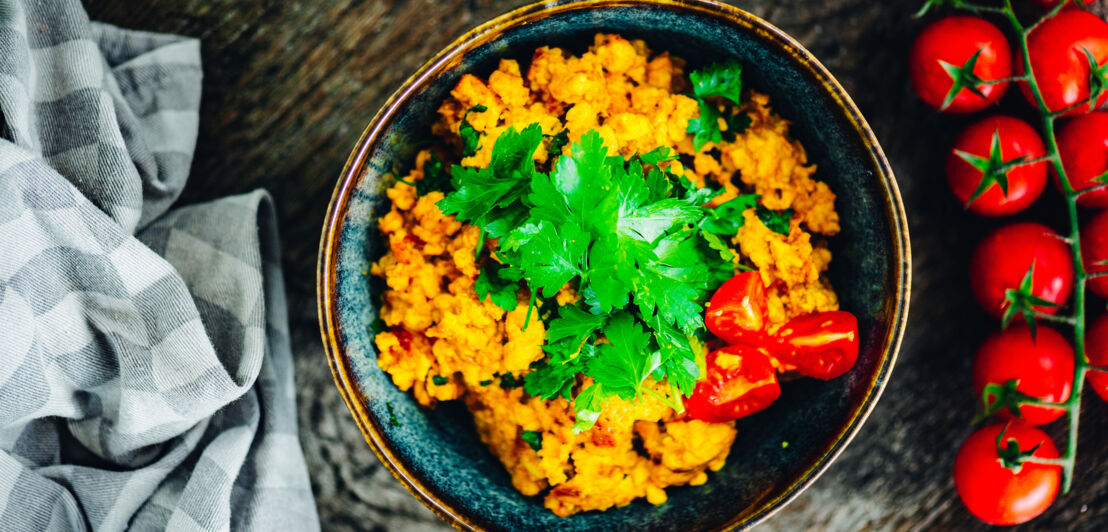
[[85, 1, 1108, 530]]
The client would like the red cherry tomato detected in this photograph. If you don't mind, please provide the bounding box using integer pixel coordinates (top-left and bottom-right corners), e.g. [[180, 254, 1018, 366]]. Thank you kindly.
[[910, 16, 1012, 113], [705, 271, 768, 344], [910, 16, 1013, 113], [775, 311, 860, 380], [685, 345, 781, 423], [972, 325, 1073, 425], [969, 223, 1073, 318], [1081, 209, 1108, 298], [1020, 10, 1108, 115], [1056, 112, 1108, 208], [953, 422, 1061, 525], [1085, 312, 1108, 403], [946, 116, 1047, 216]]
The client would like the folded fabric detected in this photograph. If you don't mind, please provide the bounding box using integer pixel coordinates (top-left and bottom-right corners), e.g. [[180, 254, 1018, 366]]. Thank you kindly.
[[0, 1, 320, 530]]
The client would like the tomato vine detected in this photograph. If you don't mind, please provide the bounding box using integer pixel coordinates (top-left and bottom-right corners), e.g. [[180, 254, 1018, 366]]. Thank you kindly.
[[919, 0, 1108, 494]]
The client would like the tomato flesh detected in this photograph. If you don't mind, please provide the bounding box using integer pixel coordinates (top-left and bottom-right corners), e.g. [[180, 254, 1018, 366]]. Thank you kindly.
[[775, 311, 860, 380], [685, 345, 781, 423], [705, 271, 768, 344], [910, 16, 1012, 113], [953, 422, 1061, 525], [972, 325, 1073, 425]]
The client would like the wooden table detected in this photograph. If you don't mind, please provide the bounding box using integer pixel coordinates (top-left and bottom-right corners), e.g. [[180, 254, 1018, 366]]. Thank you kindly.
[[86, 1, 1108, 529]]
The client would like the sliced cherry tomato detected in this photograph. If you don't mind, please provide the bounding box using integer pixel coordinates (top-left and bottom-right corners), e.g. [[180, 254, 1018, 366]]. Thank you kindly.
[[775, 311, 860, 380], [954, 422, 1061, 525], [910, 16, 1012, 113], [1056, 112, 1108, 208], [1020, 9, 1108, 115], [1085, 312, 1108, 404], [1080, 209, 1108, 299], [685, 345, 781, 423], [969, 223, 1072, 318], [946, 116, 1047, 216], [705, 271, 768, 344], [972, 324, 1073, 425]]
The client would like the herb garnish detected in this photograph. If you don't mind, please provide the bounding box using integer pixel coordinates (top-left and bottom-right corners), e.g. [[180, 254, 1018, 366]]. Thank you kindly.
[[521, 430, 543, 451], [686, 61, 751, 151], [459, 104, 488, 158], [438, 127, 738, 431], [432, 375, 449, 386], [385, 401, 401, 427], [755, 205, 794, 236]]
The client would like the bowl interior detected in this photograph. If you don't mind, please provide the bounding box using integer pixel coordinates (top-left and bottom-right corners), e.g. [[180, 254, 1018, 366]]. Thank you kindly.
[[328, 3, 904, 531]]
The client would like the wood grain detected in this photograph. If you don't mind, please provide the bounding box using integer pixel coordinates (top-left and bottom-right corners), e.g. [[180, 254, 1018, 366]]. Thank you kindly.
[[84, 1, 1108, 530]]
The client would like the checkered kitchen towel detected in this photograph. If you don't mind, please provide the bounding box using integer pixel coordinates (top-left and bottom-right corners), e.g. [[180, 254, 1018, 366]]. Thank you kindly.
[[0, 1, 319, 530]]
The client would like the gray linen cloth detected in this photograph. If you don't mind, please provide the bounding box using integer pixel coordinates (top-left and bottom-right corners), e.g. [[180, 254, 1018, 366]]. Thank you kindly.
[[0, 1, 320, 530]]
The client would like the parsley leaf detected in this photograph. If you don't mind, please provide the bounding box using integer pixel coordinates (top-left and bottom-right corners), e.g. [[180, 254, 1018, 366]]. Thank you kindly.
[[700, 193, 759, 234], [432, 375, 449, 385], [459, 104, 488, 158], [690, 60, 744, 106], [721, 112, 752, 142], [521, 430, 543, 451], [437, 124, 544, 238], [499, 372, 522, 389], [688, 98, 722, 152], [475, 263, 520, 311], [687, 61, 747, 151], [417, 152, 451, 195], [505, 220, 589, 298], [585, 312, 661, 399], [756, 205, 794, 235], [548, 129, 570, 155]]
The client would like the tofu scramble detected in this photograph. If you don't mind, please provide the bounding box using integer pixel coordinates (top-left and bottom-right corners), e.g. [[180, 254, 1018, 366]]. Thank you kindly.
[[371, 34, 841, 516]]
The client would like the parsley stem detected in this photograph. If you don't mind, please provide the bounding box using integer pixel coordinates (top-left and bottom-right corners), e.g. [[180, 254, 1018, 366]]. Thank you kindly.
[[475, 227, 486, 261], [522, 287, 536, 332]]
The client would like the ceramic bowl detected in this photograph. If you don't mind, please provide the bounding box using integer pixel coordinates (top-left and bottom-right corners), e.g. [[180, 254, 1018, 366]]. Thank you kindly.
[[318, 0, 911, 529]]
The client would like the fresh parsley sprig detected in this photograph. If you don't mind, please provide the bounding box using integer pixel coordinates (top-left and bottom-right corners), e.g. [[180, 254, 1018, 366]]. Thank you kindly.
[[437, 125, 757, 431], [687, 60, 752, 151]]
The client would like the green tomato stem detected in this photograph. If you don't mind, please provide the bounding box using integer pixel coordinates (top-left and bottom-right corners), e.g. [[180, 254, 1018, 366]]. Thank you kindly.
[[999, 0, 1086, 493]]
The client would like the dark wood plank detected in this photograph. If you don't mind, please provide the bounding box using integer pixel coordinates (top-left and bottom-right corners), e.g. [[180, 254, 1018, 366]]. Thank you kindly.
[[83, 1, 1108, 530]]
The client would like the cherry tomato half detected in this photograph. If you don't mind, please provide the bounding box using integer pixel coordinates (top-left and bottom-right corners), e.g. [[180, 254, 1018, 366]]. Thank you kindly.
[[1056, 112, 1108, 208], [954, 422, 1061, 525], [705, 271, 768, 344], [1021, 9, 1108, 115], [685, 345, 781, 423], [972, 324, 1073, 425], [969, 222, 1073, 318], [775, 311, 860, 380], [910, 16, 1012, 113], [1080, 209, 1108, 299], [946, 116, 1047, 216]]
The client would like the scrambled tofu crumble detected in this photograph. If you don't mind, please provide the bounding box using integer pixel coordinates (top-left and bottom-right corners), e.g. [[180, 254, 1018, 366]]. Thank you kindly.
[[371, 34, 840, 516]]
